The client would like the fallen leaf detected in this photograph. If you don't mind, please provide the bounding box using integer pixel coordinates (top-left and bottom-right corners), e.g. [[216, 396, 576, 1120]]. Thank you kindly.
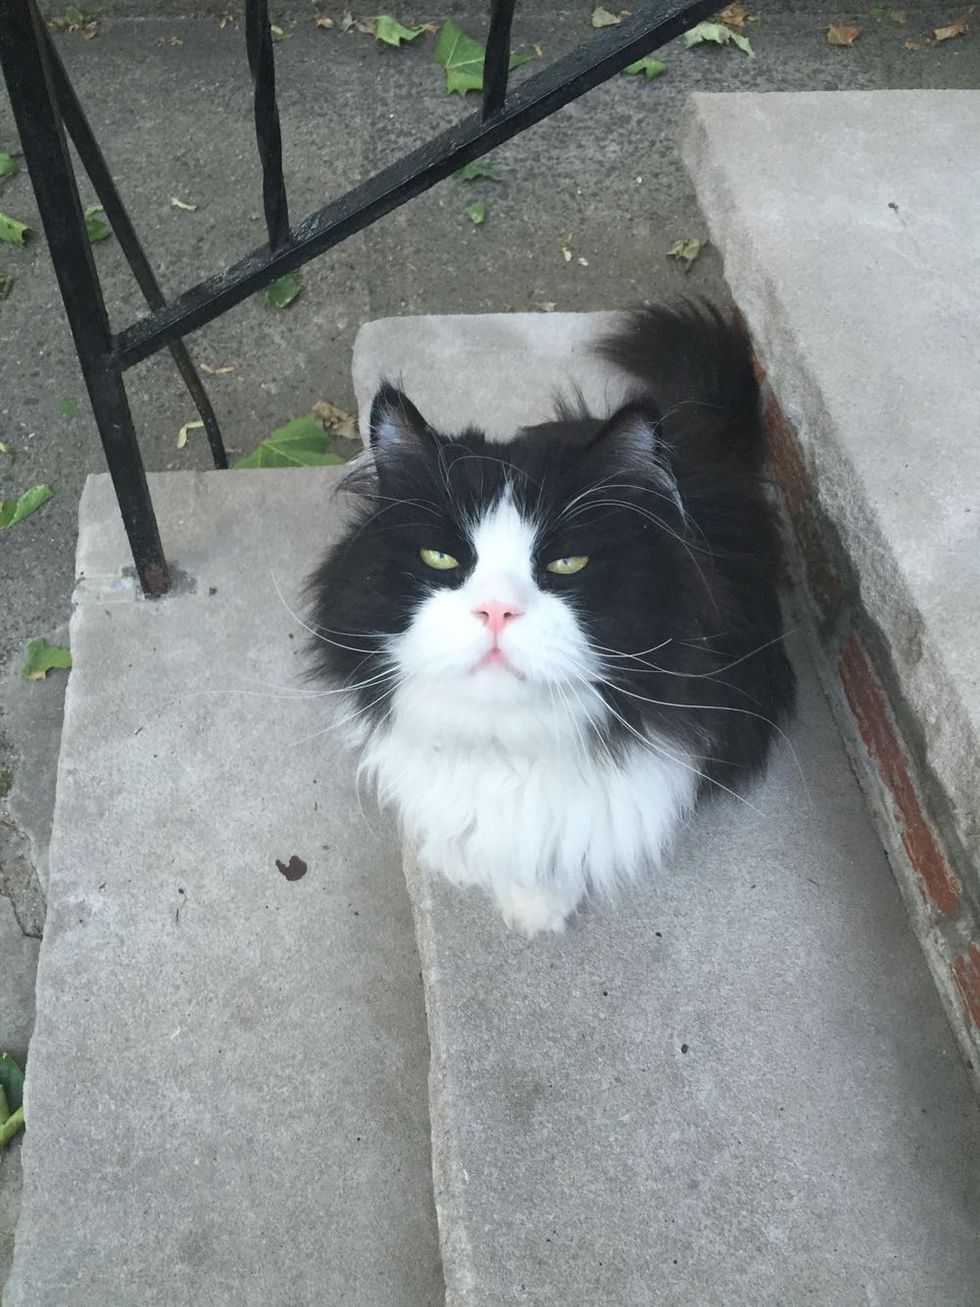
[[176, 418, 204, 449], [270, 23, 289, 41], [170, 196, 198, 211], [312, 399, 358, 441], [234, 415, 347, 468], [455, 160, 502, 182], [0, 153, 16, 178], [934, 21, 966, 40], [537, 301, 557, 312], [374, 15, 426, 44], [265, 272, 301, 309], [465, 199, 486, 225], [0, 273, 12, 300], [560, 231, 573, 262], [58, 397, 78, 418], [715, 3, 749, 27], [684, 21, 754, 54], [354, 17, 377, 34], [20, 637, 72, 681], [622, 56, 667, 78], [434, 20, 534, 96], [0, 483, 53, 530], [340, 10, 356, 31], [888, 8, 906, 21], [164, 34, 183, 45], [0, 441, 10, 454], [826, 23, 861, 45], [314, 13, 334, 28], [904, 38, 920, 49], [219, 14, 235, 28], [591, 6, 621, 26], [667, 237, 702, 267], [869, 5, 885, 19], [65, 5, 86, 24], [0, 1054, 23, 1114], [0, 213, 31, 247], [84, 203, 111, 243], [200, 362, 235, 375]]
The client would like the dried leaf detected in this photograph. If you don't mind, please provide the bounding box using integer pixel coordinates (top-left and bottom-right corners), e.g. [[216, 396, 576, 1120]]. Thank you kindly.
[[176, 418, 204, 449], [0, 483, 53, 530], [340, 10, 356, 31], [934, 21, 966, 40], [234, 415, 346, 468], [622, 56, 667, 78], [904, 38, 920, 49], [715, 3, 749, 27], [200, 363, 235, 375], [455, 160, 502, 182], [312, 399, 358, 441], [0, 274, 13, 300], [684, 21, 754, 54], [314, 14, 334, 28], [353, 17, 376, 34], [265, 272, 301, 309], [0, 213, 31, 247], [0, 153, 16, 178], [667, 238, 702, 267], [591, 6, 621, 26], [20, 638, 72, 681], [826, 23, 861, 45], [374, 15, 425, 44], [170, 196, 198, 211]]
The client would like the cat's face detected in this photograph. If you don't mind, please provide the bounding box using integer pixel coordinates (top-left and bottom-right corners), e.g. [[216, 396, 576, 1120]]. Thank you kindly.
[[308, 384, 703, 743]]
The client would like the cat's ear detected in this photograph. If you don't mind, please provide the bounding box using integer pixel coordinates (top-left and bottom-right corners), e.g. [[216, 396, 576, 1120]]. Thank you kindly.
[[369, 382, 430, 453], [589, 402, 684, 518]]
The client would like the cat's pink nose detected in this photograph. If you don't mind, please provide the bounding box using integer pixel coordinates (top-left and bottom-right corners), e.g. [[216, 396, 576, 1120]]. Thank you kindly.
[[474, 600, 523, 637]]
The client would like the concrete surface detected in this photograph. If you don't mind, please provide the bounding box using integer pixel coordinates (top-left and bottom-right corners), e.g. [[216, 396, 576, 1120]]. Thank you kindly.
[[4, 469, 442, 1306], [683, 89, 980, 872], [352, 309, 980, 1304], [2, 7, 978, 1293]]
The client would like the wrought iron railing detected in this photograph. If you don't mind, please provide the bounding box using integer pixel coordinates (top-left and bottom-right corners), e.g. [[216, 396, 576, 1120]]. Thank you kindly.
[[0, 0, 716, 595]]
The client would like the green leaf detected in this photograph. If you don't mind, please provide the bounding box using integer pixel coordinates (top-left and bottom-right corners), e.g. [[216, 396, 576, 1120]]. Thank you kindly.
[[464, 200, 486, 225], [20, 638, 72, 681], [455, 160, 502, 182], [0, 213, 31, 246], [0, 484, 53, 530], [265, 273, 301, 309], [667, 237, 702, 266], [0, 273, 12, 300], [58, 397, 79, 418], [622, 56, 667, 79], [0, 1083, 7, 1122], [591, 6, 621, 27], [870, 5, 885, 18], [84, 204, 111, 243], [0, 1053, 24, 1114], [375, 15, 425, 46], [0, 441, 9, 454], [65, 4, 87, 23], [434, 20, 533, 96], [684, 21, 754, 55], [0, 153, 16, 178], [233, 415, 346, 469], [0, 1107, 24, 1153]]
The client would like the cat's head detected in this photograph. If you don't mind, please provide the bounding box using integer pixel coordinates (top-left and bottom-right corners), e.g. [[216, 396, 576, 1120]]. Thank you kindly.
[[307, 382, 707, 748]]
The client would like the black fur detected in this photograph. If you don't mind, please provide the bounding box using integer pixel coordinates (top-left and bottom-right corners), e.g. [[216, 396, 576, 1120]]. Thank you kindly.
[[307, 302, 795, 793]]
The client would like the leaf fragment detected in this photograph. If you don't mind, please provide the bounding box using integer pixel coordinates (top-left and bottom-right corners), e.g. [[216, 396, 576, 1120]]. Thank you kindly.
[[0, 213, 31, 247], [200, 362, 235, 375], [904, 37, 920, 50], [465, 199, 486, 225], [560, 231, 573, 263], [340, 10, 356, 31], [622, 56, 667, 78], [826, 23, 861, 45], [715, 3, 749, 27], [314, 13, 334, 28], [176, 418, 204, 449], [265, 272, 301, 309], [375, 15, 426, 45], [888, 8, 906, 21], [84, 203, 111, 243], [234, 415, 346, 469], [58, 397, 79, 418], [869, 5, 885, 19], [667, 238, 702, 267], [0, 1054, 23, 1114], [684, 20, 754, 54], [934, 21, 966, 40], [0, 273, 12, 300], [311, 399, 358, 441], [170, 196, 198, 211], [20, 638, 72, 681], [0, 153, 16, 178], [434, 19, 533, 95], [591, 6, 622, 26], [455, 160, 502, 182], [0, 483, 53, 530]]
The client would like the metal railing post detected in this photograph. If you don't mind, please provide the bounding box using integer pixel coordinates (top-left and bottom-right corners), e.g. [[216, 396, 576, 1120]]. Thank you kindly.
[[0, 0, 170, 596]]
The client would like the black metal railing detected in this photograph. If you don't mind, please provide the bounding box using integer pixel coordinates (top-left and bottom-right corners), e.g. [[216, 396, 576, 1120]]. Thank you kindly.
[[0, 0, 716, 595]]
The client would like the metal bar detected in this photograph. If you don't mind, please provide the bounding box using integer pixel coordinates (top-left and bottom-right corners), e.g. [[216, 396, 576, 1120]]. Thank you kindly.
[[43, 26, 228, 470], [115, 0, 717, 370], [483, 0, 517, 120], [245, 0, 290, 251], [0, 0, 170, 595]]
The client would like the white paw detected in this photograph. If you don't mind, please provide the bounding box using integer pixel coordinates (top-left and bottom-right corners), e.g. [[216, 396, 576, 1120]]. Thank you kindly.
[[495, 884, 575, 937]]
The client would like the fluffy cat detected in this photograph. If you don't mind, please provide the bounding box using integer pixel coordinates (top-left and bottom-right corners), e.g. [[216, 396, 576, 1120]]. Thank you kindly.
[[307, 303, 795, 936]]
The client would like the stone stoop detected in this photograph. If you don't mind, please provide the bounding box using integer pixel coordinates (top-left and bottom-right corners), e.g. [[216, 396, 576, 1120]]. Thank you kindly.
[[4, 469, 442, 1306], [682, 90, 980, 1085], [352, 312, 980, 1305]]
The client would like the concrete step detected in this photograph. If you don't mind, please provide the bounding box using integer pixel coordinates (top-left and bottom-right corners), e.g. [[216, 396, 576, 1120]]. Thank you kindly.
[[352, 312, 980, 1305], [5, 470, 442, 1305]]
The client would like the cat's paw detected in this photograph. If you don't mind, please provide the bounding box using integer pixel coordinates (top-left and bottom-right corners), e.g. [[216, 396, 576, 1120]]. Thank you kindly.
[[495, 884, 575, 937]]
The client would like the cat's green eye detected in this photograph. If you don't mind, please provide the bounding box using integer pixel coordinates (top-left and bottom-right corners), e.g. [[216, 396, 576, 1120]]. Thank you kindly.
[[546, 555, 589, 576], [420, 547, 460, 571]]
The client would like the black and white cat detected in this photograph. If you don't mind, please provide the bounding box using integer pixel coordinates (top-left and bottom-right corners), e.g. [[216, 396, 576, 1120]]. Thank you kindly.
[[308, 304, 795, 935]]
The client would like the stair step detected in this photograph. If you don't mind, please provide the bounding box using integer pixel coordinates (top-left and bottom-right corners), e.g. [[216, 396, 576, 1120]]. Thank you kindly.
[[6, 469, 442, 1306], [353, 311, 980, 1305]]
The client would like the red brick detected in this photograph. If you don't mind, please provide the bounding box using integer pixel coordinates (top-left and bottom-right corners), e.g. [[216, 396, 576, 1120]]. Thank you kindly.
[[838, 635, 960, 917], [952, 943, 980, 1029]]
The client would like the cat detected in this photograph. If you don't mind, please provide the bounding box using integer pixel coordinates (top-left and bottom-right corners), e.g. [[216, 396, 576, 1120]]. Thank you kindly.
[[307, 303, 796, 936]]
